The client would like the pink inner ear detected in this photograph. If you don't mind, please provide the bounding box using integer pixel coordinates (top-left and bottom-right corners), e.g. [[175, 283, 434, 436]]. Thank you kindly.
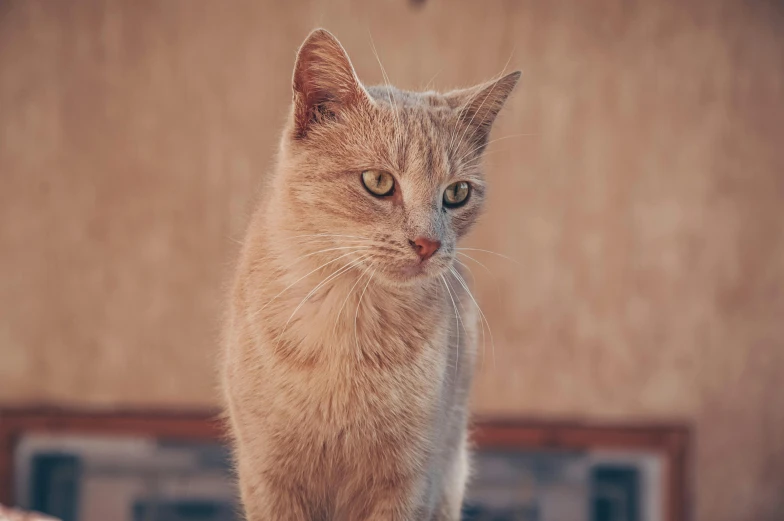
[[445, 71, 521, 145], [292, 30, 369, 138]]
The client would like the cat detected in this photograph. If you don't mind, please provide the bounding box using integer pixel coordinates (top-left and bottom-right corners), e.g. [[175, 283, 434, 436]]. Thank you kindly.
[[221, 28, 519, 521]]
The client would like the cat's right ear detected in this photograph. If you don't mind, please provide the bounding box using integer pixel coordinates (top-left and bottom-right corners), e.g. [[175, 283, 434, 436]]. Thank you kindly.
[[292, 29, 371, 139]]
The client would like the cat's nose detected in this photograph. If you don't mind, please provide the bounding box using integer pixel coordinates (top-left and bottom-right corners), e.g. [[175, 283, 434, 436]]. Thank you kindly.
[[409, 237, 441, 261]]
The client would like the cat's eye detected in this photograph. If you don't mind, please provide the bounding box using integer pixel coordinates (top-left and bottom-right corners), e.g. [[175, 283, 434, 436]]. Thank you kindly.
[[361, 170, 395, 197], [443, 181, 471, 207]]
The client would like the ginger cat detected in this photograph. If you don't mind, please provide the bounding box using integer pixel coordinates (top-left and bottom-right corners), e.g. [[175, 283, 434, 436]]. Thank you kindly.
[[222, 29, 519, 521]]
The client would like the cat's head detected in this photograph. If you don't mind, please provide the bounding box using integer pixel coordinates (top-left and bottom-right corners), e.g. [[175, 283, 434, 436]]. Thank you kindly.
[[274, 29, 519, 287]]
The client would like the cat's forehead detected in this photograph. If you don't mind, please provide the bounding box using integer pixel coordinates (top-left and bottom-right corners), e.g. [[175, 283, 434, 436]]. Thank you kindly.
[[363, 85, 458, 153], [359, 90, 458, 181], [365, 85, 453, 110]]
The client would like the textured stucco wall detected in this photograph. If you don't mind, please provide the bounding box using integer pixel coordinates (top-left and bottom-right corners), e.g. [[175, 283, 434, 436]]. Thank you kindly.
[[1, 1, 783, 520]]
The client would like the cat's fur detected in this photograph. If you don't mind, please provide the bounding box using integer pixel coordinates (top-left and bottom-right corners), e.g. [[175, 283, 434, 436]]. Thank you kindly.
[[222, 29, 519, 521]]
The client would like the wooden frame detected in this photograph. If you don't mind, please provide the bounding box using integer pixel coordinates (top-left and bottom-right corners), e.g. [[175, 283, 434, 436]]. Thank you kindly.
[[472, 418, 691, 521], [0, 409, 690, 521]]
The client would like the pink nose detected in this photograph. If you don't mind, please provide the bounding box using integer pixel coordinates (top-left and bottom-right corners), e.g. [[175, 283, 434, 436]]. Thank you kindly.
[[410, 237, 441, 261]]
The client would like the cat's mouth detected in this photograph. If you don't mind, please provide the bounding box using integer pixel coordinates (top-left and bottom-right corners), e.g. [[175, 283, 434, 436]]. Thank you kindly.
[[361, 246, 455, 286], [400, 261, 427, 277], [386, 255, 451, 285]]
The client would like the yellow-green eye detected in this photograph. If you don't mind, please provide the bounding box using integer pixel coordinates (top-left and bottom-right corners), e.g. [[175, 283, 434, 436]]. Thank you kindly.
[[361, 170, 395, 196], [443, 181, 471, 207]]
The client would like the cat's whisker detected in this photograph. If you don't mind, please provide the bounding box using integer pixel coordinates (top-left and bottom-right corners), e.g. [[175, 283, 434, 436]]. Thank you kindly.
[[440, 273, 463, 376], [354, 266, 377, 351], [422, 67, 443, 92], [292, 254, 370, 319], [250, 247, 372, 298], [450, 277, 470, 375], [454, 259, 476, 287], [368, 30, 404, 157], [255, 250, 367, 316], [458, 148, 514, 171], [457, 252, 503, 307], [456, 247, 520, 265], [456, 252, 493, 273], [298, 245, 373, 259], [452, 260, 490, 366], [450, 267, 496, 370], [289, 238, 374, 248], [333, 261, 374, 336], [292, 239, 388, 251], [447, 267, 483, 368], [447, 96, 472, 154], [289, 234, 401, 252], [294, 239, 372, 245], [455, 133, 536, 166], [289, 233, 374, 241], [450, 277, 474, 371], [274, 254, 371, 350], [271, 246, 371, 279]]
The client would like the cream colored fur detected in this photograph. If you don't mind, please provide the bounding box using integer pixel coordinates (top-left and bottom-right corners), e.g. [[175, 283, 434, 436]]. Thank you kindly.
[[222, 29, 519, 521]]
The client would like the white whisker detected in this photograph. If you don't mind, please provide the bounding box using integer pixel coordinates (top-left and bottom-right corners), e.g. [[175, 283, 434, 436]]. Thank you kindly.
[[455, 133, 536, 166], [447, 95, 472, 154], [447, 269, 481, 369], [297, 245, 372, 259], [448, 275, 473, 369], [368, 30, 403, 157], [454, 259, 476, 286], [456, 252, 503, 307], [450, 267, 495, 370], [289, 233, 373, 241], [334, 261, 374, 335], [354, 267, 377, 351], [458, 147, 520, 171], [422, 67, 444, 92], [268, 245, 371, 281], [274, 254, 371, 349], [440, 273, 463, 376], [255, 250, 365, 315], [456, 247, 520, 265]]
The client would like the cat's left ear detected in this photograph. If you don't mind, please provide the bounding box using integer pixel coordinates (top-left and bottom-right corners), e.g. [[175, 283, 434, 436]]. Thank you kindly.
[[445, 71, 521, 150], [292, 29, 372, 139]]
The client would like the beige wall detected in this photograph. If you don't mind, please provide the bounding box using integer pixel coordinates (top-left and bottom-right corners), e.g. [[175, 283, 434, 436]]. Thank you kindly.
[[2, 1, 783, 520]]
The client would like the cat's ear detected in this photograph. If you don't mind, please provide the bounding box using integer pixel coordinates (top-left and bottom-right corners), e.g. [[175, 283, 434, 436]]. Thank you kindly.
[[444, 71, 521, 149], [292, 29, 371, 138]]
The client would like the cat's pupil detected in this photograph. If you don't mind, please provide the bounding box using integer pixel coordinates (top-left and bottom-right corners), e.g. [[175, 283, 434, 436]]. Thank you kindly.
[[444, 181, 469, 206]]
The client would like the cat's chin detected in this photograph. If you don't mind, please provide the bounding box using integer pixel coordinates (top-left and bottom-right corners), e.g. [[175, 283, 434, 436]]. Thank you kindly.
[[374, 260, 450, 288], [400, 262, 427, 278]]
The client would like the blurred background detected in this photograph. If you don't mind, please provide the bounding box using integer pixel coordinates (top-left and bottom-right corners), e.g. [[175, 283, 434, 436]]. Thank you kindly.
[[1, 1, 783, 521]]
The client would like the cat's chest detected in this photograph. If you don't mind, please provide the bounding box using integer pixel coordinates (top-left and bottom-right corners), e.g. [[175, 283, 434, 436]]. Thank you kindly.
[[253, 279, 453, 425], [261, 281, 447, 367], [271, 325, 448, 406], [262, 310, 450, 430]]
